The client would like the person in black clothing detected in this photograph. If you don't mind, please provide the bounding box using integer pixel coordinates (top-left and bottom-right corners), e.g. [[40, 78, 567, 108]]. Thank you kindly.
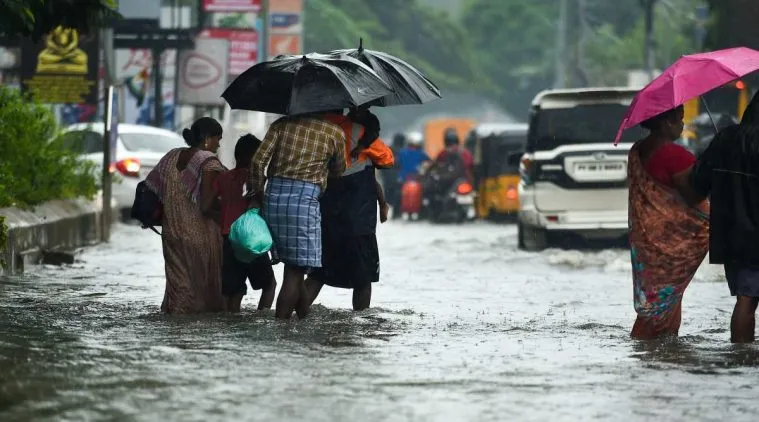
[[691, 92, 759, 343], [382, 133, 405, 218]]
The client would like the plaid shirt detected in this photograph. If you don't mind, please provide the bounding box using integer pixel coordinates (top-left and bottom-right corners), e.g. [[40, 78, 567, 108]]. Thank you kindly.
[[248, 116, 346, 195]]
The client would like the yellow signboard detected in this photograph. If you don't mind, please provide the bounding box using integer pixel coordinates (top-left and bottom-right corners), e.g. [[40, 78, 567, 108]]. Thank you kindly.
[[21, 26, 98, 105]]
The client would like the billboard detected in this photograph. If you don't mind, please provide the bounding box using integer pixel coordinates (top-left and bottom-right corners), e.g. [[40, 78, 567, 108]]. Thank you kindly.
[[177, 38, 229, 105], [20, 27, 99, 105], [115, 49, 177, 129], [199, 29, 258, 76], [269, 0, 302, 58], [269, 34, 301, 58], [270, 0, 302, 13], [270, 13, 301, 34], [203, 0, 260, 12]]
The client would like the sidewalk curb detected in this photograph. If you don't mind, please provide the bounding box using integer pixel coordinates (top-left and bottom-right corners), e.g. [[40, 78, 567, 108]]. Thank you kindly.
[[0, 194, 119, 275]]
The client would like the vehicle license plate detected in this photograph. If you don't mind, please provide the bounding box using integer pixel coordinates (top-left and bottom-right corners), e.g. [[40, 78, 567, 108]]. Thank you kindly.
[[574, 162, 625, 173]]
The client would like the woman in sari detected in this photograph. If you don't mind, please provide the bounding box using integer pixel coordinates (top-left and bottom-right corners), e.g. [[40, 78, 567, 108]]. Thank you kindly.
[[145, 117, 226, 314], [628, 105, 710, 339]]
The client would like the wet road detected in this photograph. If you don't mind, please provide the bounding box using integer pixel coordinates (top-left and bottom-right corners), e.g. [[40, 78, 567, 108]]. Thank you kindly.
[[1, 222, 758, 421]]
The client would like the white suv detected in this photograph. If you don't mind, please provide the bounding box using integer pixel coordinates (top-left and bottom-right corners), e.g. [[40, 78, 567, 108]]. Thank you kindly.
[[517, 88, 646, 251]]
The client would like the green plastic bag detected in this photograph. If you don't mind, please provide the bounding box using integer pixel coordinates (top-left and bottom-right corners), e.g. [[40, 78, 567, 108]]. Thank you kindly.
[[228, 208, 273, 263]]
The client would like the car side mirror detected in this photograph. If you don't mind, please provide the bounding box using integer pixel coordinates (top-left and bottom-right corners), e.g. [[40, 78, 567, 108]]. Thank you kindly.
[[507, 152, 523, 167]]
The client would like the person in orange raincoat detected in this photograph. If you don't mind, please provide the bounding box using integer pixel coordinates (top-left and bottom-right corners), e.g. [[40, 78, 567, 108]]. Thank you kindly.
[[302, 106, 395, 311]]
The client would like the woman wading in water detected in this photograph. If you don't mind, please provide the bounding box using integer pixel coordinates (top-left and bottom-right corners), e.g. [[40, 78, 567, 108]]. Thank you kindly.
[[627, 106, 709, 339], [145, 117, 227, 314]]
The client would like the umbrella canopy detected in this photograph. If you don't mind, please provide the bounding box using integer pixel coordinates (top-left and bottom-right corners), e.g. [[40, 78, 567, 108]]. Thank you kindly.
[[328, 41, 442, 106], [614, 47, 759, 144], [222, 53, 394, 115]]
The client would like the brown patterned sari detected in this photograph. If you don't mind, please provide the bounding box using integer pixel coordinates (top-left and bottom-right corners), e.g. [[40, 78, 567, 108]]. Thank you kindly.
[[628, 142, 709, 338], [147, 149, 226, 314]]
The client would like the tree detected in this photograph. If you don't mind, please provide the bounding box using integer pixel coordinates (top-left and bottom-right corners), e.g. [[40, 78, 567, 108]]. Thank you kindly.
[[0, 0, 119, 41], [304, 0, 494, 95], [462, 0, 559, 116], [0, 86, 97, 209], [706, 0, 759, 50], [463, 0, 699, 116]]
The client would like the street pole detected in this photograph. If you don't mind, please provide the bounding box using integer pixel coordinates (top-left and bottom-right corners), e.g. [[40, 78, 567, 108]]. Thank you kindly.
[[553, 0, 567, 89], [101, 85, 114, 243], [576, 0, 589, 87], [643, 0, 657, 81]]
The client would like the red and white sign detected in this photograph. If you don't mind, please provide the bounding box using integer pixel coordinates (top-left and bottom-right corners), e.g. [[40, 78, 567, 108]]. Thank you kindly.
[[203, 0, 260, 12], [269, 34, 301, 58], [199, 29, 258, 76]]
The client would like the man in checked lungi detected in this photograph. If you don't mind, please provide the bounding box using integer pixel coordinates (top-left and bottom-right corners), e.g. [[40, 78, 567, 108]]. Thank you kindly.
[[248, 114, 346, 320]]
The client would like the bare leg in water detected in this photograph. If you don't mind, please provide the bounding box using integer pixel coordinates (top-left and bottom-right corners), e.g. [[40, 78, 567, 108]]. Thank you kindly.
[[376, 181, 389, 224], [226, 294, 244, 313], [731, 296, 759, 343], [302, 279, 371, 311], [276, 266, 307, 319], [258, 278, 277, 310], [303, 278, 324, 308]]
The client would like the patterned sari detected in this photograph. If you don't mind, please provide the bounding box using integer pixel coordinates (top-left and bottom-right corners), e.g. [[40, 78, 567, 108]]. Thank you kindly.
[[145, 148, 226, 314], [628, 143, 709, 338]]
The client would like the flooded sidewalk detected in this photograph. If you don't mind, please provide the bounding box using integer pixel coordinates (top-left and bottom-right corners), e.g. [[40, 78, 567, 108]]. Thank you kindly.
[[1, 222, 757, 421]]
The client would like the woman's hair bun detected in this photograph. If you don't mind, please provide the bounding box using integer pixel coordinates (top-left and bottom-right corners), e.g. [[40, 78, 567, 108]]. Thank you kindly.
[[182, 128, 195, 146]]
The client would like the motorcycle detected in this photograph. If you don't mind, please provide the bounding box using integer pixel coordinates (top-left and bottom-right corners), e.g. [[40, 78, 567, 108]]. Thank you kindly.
[[422, 174, 476, 223]]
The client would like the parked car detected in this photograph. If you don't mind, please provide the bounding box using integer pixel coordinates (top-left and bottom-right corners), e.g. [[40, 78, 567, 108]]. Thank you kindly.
[[517, 88, 646, 251], [59, 123, 186, 218]]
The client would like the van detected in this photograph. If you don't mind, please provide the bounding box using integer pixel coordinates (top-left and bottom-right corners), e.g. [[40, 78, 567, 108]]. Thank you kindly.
[[517, 88, 646, 250]]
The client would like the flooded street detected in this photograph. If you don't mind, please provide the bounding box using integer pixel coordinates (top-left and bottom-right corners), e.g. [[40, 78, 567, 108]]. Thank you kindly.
[[1, 221, 758, 421]]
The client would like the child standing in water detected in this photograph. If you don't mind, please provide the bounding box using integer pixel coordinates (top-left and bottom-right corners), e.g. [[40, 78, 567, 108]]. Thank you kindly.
[[216, 134, 277, 312]]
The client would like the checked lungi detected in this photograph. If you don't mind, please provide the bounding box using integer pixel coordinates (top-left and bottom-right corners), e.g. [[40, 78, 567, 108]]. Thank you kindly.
[[263, 177, 323, 269]]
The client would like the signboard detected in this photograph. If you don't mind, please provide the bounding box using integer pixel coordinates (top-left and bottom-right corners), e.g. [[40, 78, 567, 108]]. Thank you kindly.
[[203, 0, 260, 12], [21, 27, 99, 105], [270, 13, 301, 34], [199, 29, 258, 76], [177, 38, 229, 105], [118, 0, 161, 19], [270, 0, 302, 13], [115, 49, 177, 128], [269, 34, 301, 58], [269, 0, 302, 58]]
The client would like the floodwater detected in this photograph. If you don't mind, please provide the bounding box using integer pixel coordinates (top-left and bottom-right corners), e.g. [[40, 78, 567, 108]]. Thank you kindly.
[[1, 222, 758, 422]]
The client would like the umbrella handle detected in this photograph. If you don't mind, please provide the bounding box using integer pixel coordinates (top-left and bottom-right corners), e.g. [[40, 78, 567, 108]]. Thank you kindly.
[[359, 37, 363, 52], [699, 96, 719, 132]]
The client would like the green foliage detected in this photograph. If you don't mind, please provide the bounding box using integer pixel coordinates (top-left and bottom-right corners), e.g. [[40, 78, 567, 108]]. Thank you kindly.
[[706, 0, 759, 50], [304, 0, 495, 94], [462, 0, 558, 116], [303, 0, 712, 117], [0, 86, 98, 210], [0, 0, 119, 41]]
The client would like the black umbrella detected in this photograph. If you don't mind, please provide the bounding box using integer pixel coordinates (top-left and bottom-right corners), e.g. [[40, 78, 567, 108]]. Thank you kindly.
[[328, 39, 442, 107], [222, 53, 393, 115]]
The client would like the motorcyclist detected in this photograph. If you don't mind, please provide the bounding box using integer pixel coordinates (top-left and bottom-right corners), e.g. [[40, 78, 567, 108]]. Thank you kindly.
[[431, 128, 474, 181], [381, 133, 406, 217], [397, 131, 431, 182], [421, 129, 474, 219]]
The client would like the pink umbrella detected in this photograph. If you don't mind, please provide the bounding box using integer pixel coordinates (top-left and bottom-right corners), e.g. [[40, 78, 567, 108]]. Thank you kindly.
[[614, 47, 759, 144]]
